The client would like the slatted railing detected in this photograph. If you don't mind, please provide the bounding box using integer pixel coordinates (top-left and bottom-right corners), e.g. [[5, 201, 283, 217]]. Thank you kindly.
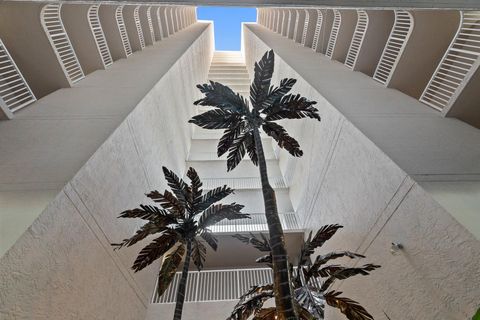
[[311, 9, 323, 51], [41, 3, 84, 84], [326, 9, 341, 58], [152, 268, 274, 303], [420, 11, 480, 111], [88, 5, 113, 68], [202, 177, 287, 190], [0, 39, 36, 113], [301, 9, 311, 45], [155, 7, 164, 40], [373, 10, 414, 84], [146, 7, 156, 44], [345, 10, 369, 69], [134, 6, 146, 49], [208, 213, 300, 233], [115, 5, 132, 56]]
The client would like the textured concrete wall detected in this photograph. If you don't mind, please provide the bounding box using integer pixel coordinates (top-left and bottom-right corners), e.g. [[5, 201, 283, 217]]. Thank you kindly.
[[243, 24, 480, 319], [0, 23, 213, 319], [145, 301, 238, 320]]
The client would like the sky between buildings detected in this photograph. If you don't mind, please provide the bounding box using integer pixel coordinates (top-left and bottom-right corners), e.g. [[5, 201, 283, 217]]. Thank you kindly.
[[197, 7, 257, 51]]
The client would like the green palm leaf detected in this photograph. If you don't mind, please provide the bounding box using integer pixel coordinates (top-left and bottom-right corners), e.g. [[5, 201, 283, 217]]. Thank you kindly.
[[118, 205, 177, 226], [132, 229, 179, 272], [157, 244, 185, 297]]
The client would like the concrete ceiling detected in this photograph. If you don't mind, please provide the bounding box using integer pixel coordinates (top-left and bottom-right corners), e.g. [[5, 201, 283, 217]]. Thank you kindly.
[[56, 0, 480, 9]]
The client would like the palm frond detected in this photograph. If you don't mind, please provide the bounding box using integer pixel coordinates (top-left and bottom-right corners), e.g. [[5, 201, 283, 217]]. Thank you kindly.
[[157, 244, 185, 297], [295, 285, 325, 319], [228, 285, 274, 320], [253, 307, 276, 320], [198, 185, 234, 212], [218, 120, 247, 157], [118, 205, 177, 226], [245, 132, 259, 165], [232, 233, 271, 252], [132, 229, 179, 272], [189, 109, 244, 130], [198, 203, 247, 229], [262, 78, 297, 111], [298, 225, 344, 266], [320, 264, 381, 292], [255, 254, 272, 265], [192, 238, 207, 271], [264, 94, 320, 122], [146, 190, 185, 218], [226, 131, 250, 172], [162, 166, 189, 208], [262, 121, 303, 157], [324, 291, 374, 320], [112, 222, 167, 250], [187, 167, 203, 212], [200, 230, 218, 251], [305, 251, 365, 281], [250, 50, 275, 110], [194, 81, 248, 114]]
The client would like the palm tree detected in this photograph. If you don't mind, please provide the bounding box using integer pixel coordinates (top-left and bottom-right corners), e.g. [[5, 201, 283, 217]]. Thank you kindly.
[[229, 224, 380, 320], [112, 166, 249, 320], [189, 50, 320, 320]]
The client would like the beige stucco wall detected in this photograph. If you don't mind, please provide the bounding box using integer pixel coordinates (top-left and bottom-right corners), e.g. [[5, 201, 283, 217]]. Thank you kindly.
[[0, 22, 214, 319], [243, 23, 480, 319]]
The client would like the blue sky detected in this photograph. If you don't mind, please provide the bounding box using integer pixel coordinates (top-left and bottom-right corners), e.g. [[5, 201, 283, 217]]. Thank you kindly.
[[197, 7, 257, 51]]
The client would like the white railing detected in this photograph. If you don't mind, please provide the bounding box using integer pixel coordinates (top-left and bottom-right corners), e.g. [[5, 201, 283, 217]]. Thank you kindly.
[[88, 5, 113, 68], [115, 5, 132, 56], [134, 6, 145, 49], [146, 6, 156, 44], [373, 10, 414, 84], [281, 10, 288, 37], [326, 9, 341, 59], [155, 7, 164, 40], [209, 213, 300, 233], [152, 268, 274, 303], [345, 10, 369, 69], [301, 9, 311, 45], [311, 9, 324, 51], [41, 3, 84, 84], [201, 177, 287, 190], [420, 11, 480, 111], [0, 39, 36, 113]]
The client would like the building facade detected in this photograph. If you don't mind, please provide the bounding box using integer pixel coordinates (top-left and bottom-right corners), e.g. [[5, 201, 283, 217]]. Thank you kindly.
[[0, 2, 479, 320]]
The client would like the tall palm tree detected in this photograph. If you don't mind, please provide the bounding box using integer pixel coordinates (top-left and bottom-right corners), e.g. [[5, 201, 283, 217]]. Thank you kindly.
[[229, 224, 380, 320], [112, 166, 249, 320], [189, 50, 320, 320]]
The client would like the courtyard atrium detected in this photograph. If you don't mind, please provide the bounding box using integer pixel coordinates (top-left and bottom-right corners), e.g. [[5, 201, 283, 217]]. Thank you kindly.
[[0, 1, 479, 320]]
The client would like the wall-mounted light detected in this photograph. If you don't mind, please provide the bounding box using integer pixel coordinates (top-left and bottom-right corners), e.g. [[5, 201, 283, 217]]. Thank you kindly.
[[390, 242, 404, 255]]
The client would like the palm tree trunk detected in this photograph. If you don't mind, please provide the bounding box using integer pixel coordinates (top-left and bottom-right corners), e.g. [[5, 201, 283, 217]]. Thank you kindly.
[[173, 240, 192, 320], [252, 126, 298, 320]]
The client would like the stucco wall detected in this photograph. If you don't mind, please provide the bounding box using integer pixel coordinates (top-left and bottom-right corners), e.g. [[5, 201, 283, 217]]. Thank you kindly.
[[243, 24, 480, 319], [0, 23, 214, 319]]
